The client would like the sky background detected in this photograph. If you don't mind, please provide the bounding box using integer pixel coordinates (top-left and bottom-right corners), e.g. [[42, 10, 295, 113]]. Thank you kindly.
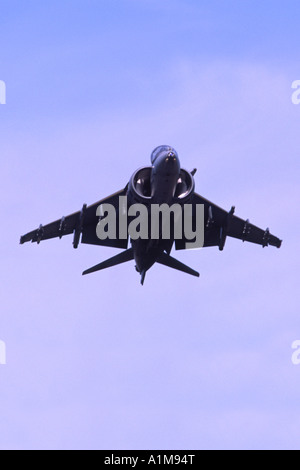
[[1, 0, 300, 450]]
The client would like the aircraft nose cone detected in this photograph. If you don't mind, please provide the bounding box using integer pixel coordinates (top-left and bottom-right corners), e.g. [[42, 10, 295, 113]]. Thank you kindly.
[[165, 152, 178, 164]]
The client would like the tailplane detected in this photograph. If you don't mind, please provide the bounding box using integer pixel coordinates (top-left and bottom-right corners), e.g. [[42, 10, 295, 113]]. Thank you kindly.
[[156, 252, 199, 278], [82, 248, 134, 276], [82, 248, 199, 281]]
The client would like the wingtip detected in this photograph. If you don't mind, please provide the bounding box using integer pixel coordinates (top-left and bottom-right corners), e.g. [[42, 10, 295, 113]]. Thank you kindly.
[[82, 268, 92, 276]]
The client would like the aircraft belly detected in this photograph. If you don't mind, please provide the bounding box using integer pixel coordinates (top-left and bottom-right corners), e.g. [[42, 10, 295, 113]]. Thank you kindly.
[[131, 238, 173, 273]]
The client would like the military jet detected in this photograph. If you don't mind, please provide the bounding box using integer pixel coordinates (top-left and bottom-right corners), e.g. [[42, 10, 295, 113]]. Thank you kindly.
[[20, 145, 282, 284]]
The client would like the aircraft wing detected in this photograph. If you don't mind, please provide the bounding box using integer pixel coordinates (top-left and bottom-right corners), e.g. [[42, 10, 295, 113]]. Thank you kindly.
[[20, 187, 129, 249], [175, 192, 282, 251]]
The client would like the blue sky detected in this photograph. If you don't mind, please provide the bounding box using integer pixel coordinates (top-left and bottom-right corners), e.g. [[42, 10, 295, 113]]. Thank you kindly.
[[1, 0, 300, 450]]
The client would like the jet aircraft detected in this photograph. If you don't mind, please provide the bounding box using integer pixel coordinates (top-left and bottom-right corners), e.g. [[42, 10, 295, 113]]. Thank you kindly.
[[20, 145, 282, 284]]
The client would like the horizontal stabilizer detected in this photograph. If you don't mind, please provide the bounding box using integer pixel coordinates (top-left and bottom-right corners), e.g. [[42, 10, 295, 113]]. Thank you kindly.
[[82, 248, 133, 276], [156, 252, 199, 278]]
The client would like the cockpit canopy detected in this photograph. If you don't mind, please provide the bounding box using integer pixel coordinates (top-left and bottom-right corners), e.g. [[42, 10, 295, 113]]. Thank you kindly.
[[150, 145, 178, 164]]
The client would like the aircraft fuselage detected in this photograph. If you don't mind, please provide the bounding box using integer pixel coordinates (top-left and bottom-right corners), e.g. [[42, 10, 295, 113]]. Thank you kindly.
[[129, 146, 182, 282]]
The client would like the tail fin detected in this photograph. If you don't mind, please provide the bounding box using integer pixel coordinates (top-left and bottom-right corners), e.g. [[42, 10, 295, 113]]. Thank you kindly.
[[82, 248, 134, 276], [156, 252, 199, 278]]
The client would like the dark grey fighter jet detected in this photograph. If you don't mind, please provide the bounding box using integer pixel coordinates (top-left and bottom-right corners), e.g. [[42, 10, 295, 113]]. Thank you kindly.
[[20, 145, 282, 284]]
